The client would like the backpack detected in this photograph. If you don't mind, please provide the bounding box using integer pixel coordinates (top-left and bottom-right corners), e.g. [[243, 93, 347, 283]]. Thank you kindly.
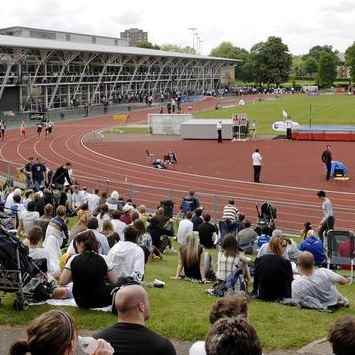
[[209, 267, 246, 297]]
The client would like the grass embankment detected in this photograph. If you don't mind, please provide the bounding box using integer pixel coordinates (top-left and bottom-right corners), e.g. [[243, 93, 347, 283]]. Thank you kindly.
[[1, 243, 355, 351], [195, 95, 355, 135]]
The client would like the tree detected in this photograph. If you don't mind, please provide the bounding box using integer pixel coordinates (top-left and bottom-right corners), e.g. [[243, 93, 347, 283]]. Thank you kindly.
[[345, 42, 355, 83], [318, 52, 337, 88], [210, 42, 247, 60], [160, 44, 196, 54], [136, 41, 160, 50], [303, 57, 319, 77], [250, 36, 292, 86], [210, 42, 254, 82]]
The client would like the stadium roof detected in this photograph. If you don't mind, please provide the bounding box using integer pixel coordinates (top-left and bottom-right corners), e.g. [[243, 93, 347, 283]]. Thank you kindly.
[[0, 35, 239, 63]]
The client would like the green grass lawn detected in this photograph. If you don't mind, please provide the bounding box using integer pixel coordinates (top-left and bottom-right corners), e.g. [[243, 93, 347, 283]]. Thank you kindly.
[[1, 245, 355, 351], [109, 126, 149, 134], [195, 94, 355, 135]]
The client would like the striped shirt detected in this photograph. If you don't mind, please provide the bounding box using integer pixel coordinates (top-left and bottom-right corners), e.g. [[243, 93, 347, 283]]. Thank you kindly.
[[223, 204, 239, 221]]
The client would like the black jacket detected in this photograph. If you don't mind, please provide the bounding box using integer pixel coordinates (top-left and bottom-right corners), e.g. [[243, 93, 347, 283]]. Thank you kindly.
[[52, 166, 72, 185]]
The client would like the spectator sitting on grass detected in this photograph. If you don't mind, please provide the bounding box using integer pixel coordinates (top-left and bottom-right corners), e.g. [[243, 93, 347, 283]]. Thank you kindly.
[[298, 229, 327, 266], [257, 230, 288, 259], [197, 213, 218, 249], [17, 201, 40, 237], [300, 221, 313, 240], [43, 206, 69, 274], [237, 220, 257, 254], [111, 210, 127, 241], [253, 235, 293, 301], [69, 209, 89, 241], [11, 194, 24, 220], [147, 216, 174, 256], [105, 190, 119, 210], [28, 226, 58, 277], [120, 204, 133, 225], [292, 251, 350, 310], [205, 317, 262, 355], [174, 232, 212, 282], [94, 285, 176, 355], [190, 295, 249, 355], [35, 203, 54, 237], [216, 234, 251, 288], [328, 316, 355, 355], [60, 230, 118, 309], [102, 220, 120, 248], [97, 204, 111, 232], [107, 225, 145, 282], [134, 219, 153, 263], [9, 310, 113, 355], [255, 225, 271, 249]]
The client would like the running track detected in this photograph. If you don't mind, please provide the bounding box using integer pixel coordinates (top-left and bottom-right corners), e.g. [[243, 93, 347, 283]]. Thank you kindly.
[[1, 96, 354, 234]]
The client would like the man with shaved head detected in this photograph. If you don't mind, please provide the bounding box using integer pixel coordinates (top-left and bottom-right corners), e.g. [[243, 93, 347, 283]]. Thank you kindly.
[[94, 285, 176, 355], [292, 251, 350, 309]]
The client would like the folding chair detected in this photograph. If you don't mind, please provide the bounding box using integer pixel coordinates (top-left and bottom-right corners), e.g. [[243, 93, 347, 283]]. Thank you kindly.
[[327, 230, 355, 284]]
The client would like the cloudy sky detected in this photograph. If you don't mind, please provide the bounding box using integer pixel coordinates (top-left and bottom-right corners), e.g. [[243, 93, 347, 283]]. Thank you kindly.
[[2, 0, 355, 55]]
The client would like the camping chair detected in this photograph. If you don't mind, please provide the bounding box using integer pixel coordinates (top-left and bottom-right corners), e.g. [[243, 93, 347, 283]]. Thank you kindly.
[[326, 230, 355, 284], [145, 149, 155, 162]]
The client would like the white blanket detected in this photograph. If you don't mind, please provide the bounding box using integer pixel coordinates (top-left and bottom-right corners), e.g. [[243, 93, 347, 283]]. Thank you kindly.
[[30, 298, 112, 312]]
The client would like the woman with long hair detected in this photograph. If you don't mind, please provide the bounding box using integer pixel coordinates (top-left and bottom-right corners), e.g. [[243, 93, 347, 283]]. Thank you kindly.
[[9, 310, 113, 355], [133, 219, 153, 263], [102, 220, 120, 248], [253, 234, 293, 301], [97, 204, 110, 232], [59, 230, 117, 308], [216, 234, 251, 285], [175, 232, 211, 282], [69, 209, 89, 241]]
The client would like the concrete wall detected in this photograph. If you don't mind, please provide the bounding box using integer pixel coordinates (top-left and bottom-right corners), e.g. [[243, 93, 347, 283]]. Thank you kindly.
[[181, 119, 233, 140]]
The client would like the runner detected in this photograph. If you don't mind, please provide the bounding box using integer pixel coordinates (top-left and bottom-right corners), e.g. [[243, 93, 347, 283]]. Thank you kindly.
[[20, 120, 26, 138], [47, 120, 54, 136], [36, 122, 43, 137], [0, 120, 6, 141], [45, 120, 49, 136]]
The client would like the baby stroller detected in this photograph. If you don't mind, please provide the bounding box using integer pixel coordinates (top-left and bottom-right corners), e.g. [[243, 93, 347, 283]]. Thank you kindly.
[[256, 202, 277, 234], [0, 227, 52, 310]]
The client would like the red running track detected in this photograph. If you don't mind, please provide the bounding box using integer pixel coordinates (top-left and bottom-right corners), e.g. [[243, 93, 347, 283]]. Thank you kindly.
[[1, 96, 354, 234]]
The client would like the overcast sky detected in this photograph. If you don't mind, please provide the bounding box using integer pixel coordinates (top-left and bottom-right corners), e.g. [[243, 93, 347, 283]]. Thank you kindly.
[[2, 0, 355, 55]]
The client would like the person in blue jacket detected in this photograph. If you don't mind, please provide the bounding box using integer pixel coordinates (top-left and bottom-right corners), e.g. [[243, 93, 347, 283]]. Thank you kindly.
[[299, 230, 327, 266]]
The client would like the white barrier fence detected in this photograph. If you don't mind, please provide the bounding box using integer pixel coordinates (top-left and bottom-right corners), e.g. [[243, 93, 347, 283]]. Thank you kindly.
[[147, 114, 193, 135]]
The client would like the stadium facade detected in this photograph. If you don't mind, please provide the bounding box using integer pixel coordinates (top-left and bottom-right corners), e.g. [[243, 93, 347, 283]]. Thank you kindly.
[[0, 27, 237, 112]]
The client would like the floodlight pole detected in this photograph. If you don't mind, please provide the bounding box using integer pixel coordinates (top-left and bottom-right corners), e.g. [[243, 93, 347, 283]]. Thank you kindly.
[[188, 27, 198, 50]]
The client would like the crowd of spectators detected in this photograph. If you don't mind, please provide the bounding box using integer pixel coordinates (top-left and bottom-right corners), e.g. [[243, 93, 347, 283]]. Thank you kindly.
[[1, 178, 354, 354]]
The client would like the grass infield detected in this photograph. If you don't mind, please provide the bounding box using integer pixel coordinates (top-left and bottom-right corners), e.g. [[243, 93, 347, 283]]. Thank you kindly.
[[0, 244, 355, 351], [195, 94, 355, 135]]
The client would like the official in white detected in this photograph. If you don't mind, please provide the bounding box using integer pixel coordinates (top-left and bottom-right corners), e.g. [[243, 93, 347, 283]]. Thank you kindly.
[[217, 121, 223, 143], [252, 148, 262, 183]]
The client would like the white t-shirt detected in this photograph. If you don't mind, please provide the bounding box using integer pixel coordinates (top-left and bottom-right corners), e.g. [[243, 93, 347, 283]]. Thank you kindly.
[[19, 210, 40, 235], [111, 219, 127, 241], [292, 268, 344, 307], [176, 219, 193, 245], [189, 341, 205, 355], [217, 122, 222, 130], [87, 193, 100, 213], [252, 152, 262, 166], [106, 241, 144, 281]]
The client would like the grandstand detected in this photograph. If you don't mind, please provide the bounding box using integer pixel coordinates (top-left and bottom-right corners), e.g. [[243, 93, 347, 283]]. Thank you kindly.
[[0, 28, 237, 112]]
